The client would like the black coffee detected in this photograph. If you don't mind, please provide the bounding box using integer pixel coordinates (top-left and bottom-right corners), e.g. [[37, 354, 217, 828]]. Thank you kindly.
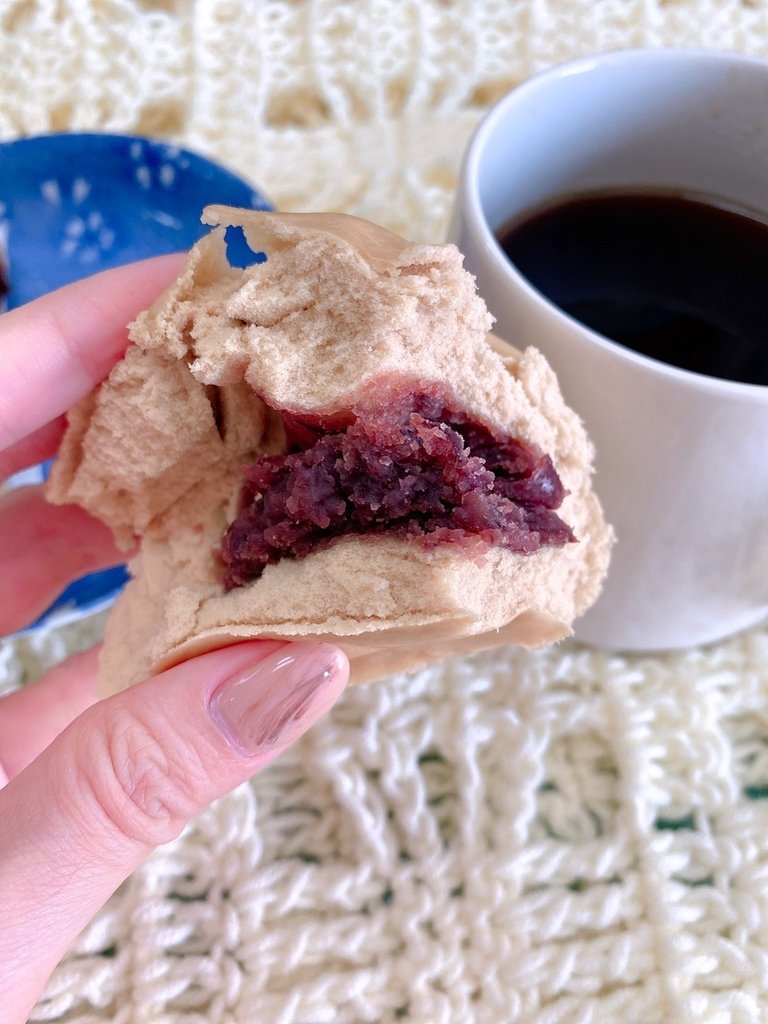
[[496, 191, 768, 385]]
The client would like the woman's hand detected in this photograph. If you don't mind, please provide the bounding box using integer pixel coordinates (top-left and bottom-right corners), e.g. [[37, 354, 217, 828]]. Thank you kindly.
[[0, 258, 349, 1021]]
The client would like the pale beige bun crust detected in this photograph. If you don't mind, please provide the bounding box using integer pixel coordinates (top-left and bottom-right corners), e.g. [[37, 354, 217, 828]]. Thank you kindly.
[[48, 208, 612, 696]]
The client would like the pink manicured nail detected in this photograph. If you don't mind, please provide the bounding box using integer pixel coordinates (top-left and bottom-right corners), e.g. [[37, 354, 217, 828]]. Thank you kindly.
[[208, 643, 348, 756]]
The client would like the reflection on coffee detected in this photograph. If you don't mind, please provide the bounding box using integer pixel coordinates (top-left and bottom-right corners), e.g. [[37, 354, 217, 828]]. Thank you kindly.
[[496, 191, 768, 386]]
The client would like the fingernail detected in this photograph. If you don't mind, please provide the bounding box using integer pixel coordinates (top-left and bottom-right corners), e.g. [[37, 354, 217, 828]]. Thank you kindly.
[[208, 642, 348, 756]]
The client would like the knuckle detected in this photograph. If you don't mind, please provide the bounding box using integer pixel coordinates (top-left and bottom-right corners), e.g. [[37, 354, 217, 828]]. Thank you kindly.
[[72, 703, 209, 849]]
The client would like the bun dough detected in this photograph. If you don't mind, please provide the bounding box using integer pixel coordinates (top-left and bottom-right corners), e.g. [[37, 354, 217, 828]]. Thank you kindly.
[[48, 208, 612, 695]]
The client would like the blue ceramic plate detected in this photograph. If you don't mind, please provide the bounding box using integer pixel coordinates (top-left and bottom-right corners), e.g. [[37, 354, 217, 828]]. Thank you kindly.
[[0, 133, 273, 629]]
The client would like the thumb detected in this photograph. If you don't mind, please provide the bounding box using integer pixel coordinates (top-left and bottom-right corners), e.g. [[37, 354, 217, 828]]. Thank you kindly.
[[0, 640, 348, 1021]]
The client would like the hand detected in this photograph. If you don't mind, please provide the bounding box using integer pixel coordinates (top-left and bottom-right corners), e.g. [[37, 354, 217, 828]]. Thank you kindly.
[[0, 258, 349, 1021]]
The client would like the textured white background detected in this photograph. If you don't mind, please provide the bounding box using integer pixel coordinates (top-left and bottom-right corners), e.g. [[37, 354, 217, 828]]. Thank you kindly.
[[2, 2, 768, 1022]]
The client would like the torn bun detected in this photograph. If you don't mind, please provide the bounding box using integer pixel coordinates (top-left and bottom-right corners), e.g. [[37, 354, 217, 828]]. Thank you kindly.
[[48, 208, 612, 695]]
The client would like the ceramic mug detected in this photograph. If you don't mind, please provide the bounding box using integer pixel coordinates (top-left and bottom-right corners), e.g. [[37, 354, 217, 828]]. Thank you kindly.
[[450, 49, 768, 651]]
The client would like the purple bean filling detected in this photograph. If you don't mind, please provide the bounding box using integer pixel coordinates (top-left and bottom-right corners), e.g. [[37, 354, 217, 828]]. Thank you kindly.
[[219, 388, 574, 589]]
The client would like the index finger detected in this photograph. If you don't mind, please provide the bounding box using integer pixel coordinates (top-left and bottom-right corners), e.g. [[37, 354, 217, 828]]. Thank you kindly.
[[0, 253, 185, 453]]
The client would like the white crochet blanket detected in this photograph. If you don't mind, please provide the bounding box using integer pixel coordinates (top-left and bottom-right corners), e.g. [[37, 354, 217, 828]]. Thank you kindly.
[[2, 3, 768, 1022]]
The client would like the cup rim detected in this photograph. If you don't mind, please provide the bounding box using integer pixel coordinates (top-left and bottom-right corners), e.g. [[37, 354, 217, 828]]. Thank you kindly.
[[459, 47, 768, 401]]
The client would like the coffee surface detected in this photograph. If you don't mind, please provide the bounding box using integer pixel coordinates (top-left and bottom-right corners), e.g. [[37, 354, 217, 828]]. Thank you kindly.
[[497, 191, 768, 385]]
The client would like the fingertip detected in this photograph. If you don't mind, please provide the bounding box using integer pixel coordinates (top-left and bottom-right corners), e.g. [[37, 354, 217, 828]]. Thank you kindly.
[[145, 639, 349, 760], [0, 488, 124, 635], [205, 640, 348, 758], [0, 252, 189, 451]]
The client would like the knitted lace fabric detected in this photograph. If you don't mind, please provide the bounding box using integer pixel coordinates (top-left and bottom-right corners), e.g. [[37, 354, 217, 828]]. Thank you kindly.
[[1, 3, 768, 1022]]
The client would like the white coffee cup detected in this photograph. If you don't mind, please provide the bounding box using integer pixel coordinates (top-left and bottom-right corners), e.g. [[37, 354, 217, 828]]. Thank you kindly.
[[450, 49, 768, 651]]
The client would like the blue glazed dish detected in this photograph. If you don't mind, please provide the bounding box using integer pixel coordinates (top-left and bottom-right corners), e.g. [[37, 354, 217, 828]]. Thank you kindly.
[[0, 132, 273, 629]]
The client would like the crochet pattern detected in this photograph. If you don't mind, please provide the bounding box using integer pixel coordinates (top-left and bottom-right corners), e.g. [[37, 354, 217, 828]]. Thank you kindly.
[[2, 2, 768, 1021]]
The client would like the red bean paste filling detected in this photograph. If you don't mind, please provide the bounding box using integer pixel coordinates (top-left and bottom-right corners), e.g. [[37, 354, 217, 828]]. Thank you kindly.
[[219, 388, 574, 589]]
